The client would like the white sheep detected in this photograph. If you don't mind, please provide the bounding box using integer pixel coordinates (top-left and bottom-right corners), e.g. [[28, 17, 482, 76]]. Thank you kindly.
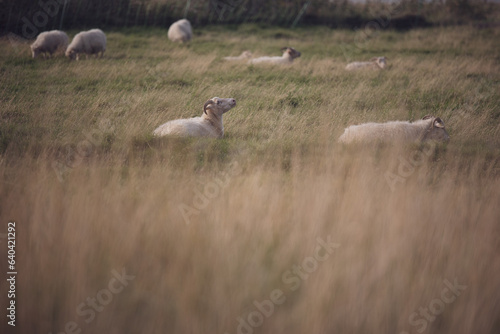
[[65, 29, 106, 60], [168, 19, 192, 43], [30, 30, 69, 58], [248, 47, 301, 65], [346, 57, 387, 70], [223, 51, 253, 61], [338, 115, 450, 144], [153, 97, 237, 138]]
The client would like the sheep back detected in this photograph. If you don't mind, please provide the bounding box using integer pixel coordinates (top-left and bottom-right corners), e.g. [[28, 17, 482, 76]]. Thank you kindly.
[[346, 57, 386, 70], [346, 61, 376, 70], [339, 117, 449, 144], [153, 118, 219, 138], [224, 51, 252, 61], [31, 30, 69, 58], [249, 47, 300, 65], [168, 19, 192, 43], [66, 29, 106, 59], [249, 56, 285, 65]]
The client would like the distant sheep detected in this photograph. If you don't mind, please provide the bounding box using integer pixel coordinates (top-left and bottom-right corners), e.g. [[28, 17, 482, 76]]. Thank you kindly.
[[338, 115, 450, 144], [168, 19, 192, 43], [31, 30, 69, 58], [249, 47, 301, 65], [153, 97, 237, 138], [346, 57, 387, 70], [223, 51, 253, 61], [66, 29, 106, 60]]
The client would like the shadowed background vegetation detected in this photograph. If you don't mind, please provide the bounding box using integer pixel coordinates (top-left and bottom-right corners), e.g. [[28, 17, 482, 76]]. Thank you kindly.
[[1, 0, 500, 36], [0, 15, 499, 334]]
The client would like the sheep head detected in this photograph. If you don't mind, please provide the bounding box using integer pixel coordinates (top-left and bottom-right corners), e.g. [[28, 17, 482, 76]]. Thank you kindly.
[[30, 45, 40, 59], [241, 51, 252, 58], [203, 97, 237, 116], [370, 57, 387, 69], [65, 49, 77, 60], [422, 115, 450, 142], [281, 47, 301, 59]]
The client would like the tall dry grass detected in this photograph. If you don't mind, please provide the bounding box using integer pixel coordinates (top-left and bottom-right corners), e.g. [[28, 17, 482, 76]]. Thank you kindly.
[[0, 25, 499, 334], [1, 144, 499, 334]]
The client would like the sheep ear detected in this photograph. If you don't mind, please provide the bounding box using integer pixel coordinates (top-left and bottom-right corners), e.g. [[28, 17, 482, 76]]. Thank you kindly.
[[370, 57, 378, 61], [203, 100, 214, 114], [281, 47, 288, 51], [422, 115, 434, 120], [434, 118, 445, 128]]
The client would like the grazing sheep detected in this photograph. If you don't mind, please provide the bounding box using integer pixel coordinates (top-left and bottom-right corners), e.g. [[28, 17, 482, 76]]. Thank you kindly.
[[168, 19, 192, 43], [338, 115, 450, 144], [346, 57, 387, 70], [249, 47, 301, 65], [65, 29, 106, 60], [223, 51, 253, 61], [30, 30, 69, 58], [153, 97, 237, 138]]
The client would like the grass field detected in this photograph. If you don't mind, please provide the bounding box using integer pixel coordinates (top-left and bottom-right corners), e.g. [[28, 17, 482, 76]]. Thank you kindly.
[[0, 25, 499, 334]]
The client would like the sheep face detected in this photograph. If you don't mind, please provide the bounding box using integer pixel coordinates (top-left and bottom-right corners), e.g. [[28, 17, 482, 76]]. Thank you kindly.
[[241, 51, 252, 58], [424, 117, 450, 142], [31, 46, 40, 59], [371, 57, 387, 69], [204, 97, 237, 116], [66, 49, 77, 60], [282, 47, 301, 59]]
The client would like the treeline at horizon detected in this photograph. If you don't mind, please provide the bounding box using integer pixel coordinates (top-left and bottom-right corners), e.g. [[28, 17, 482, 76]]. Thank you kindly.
[[1, 0, 499, 39]]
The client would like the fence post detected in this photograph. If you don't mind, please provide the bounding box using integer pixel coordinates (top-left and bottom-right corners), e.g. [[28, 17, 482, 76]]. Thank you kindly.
[[4, 2, 14, 34], [152, 2, 160, 27], [59, 0, 68, 30], [145, 3, 151, 27], [125, 0, 132, 27], [135, 2, 142, 26], [291, 0, 311, 28], [184, 0, 191, 19]]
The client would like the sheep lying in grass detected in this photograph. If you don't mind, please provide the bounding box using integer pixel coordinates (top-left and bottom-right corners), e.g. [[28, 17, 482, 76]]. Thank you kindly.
[[346, 57, 387, 70], [153, 97, 237, 138], [338, 115, 450, 144], [249, 47, 301, 65], [66, 29, 106, 60], [31, 30, 69, 58], [168, 19, 192, 43], [223, 51, 253, 61]]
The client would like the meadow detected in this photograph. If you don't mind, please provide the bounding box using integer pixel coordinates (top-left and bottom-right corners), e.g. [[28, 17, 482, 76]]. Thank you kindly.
[[0, 24, 499, 334]]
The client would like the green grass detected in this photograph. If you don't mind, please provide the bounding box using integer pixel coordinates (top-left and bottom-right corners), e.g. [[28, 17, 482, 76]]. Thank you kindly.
[[2, 25, 499, 155]]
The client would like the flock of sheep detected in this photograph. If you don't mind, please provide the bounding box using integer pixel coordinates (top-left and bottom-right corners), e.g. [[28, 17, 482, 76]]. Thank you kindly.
[[30, 28, 106, 60], [29, 19, 450, 144], [158, 20, 449, 143], [152, 97, 449, 144]]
